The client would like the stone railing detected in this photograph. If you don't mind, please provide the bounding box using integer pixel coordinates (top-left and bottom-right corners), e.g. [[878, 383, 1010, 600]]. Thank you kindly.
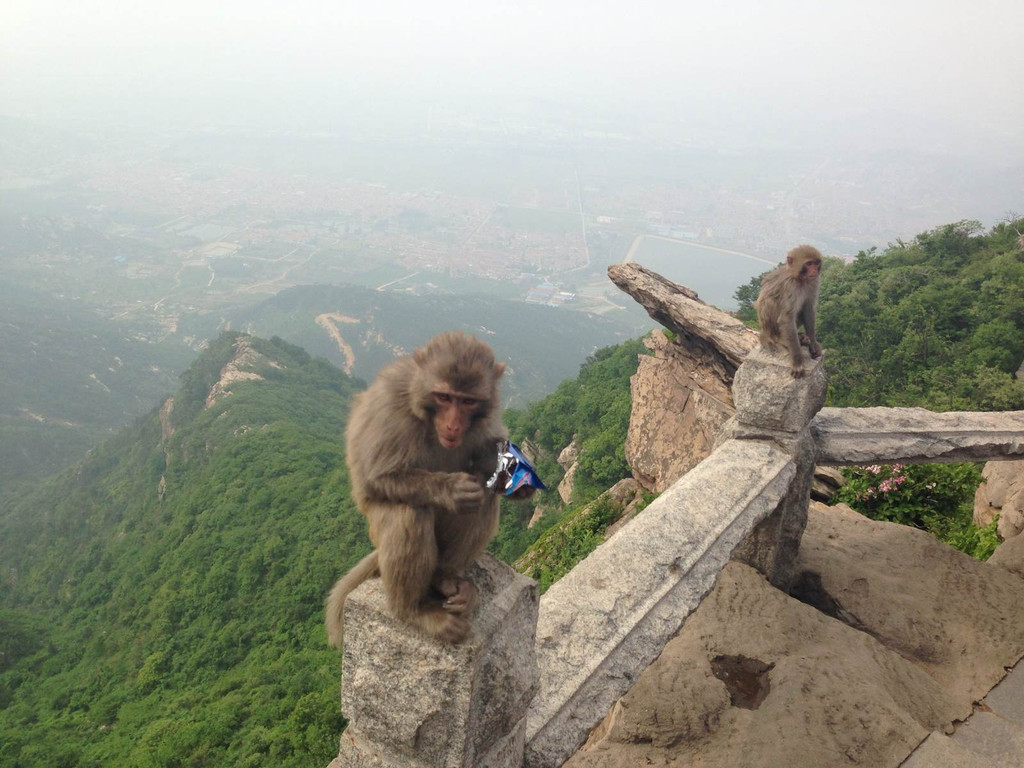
[[330, 270, 1024, 768]]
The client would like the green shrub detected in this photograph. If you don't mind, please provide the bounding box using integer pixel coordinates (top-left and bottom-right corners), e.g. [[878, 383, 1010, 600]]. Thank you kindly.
[[836, 462, 997, 559]]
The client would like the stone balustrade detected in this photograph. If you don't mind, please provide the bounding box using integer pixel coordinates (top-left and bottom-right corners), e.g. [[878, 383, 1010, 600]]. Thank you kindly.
[[813, 407, 1024, 465], [329, 264, 1024, 768]]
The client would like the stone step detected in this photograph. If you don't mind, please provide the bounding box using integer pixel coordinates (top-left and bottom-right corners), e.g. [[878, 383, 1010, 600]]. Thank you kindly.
[[902, 659, 1024, 768], [951, 711, 1024, 766], [985, 659, 1024, 727], [901, 731, 1014, 768]]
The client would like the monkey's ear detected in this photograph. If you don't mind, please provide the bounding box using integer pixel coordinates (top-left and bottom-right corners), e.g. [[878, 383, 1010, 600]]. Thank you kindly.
[[493, 362, 506, 379], [786, 254, 794, 267], [413, 348, 428, 367]]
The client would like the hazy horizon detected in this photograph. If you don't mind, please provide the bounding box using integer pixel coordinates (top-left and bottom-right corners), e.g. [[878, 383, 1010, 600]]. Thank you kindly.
[[3, 0, 1023, 161]]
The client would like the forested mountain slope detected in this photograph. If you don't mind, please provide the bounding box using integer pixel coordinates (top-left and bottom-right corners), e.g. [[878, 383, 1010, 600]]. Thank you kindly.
[[0, 333, 366, 767], [228, 282, 650, 407], [0, 281, 194, 493]]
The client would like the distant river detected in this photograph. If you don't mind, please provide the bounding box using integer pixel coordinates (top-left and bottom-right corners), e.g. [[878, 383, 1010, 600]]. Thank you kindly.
[[624, 236, 775, 310]]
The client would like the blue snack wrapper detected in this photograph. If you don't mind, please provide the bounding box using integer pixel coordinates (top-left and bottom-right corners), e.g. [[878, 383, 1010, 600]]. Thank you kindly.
[[486, 440, 547, 496]]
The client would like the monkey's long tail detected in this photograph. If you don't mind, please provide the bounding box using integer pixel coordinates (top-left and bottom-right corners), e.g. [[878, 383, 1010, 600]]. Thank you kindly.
[[325, 551, 380, 649]]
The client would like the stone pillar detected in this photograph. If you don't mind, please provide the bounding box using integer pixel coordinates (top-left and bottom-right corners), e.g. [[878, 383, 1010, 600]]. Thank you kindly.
[[716, 346, 827, 589], [332, 553, 539, 768]]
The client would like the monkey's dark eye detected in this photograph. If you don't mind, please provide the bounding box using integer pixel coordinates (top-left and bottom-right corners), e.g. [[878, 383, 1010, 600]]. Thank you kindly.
[[434, 392, 453, 404], [462, 398, 478, 408]]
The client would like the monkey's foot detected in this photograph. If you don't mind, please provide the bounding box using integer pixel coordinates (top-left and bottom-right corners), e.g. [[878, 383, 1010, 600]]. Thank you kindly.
[[437, 577, 478, 616], [417, 609, 471, 644]]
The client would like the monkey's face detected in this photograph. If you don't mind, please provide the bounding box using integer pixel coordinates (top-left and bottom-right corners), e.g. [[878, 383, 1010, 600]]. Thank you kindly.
[[788, 254, 822, 282], [431, 390, 482, 450]]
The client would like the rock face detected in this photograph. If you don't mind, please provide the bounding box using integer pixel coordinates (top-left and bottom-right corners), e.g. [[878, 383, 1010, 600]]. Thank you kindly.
[[625, 330, 736, 492], [566, 561, 959, 768], [204, 336, 274, 409], [974, 459, 1024, 540], [795, 502, 1024, 707], [566, 502, 1024, 767]]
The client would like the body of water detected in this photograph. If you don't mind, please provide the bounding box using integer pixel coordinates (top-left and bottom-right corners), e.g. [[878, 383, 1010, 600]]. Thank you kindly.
[[627, 236, 775, 310]]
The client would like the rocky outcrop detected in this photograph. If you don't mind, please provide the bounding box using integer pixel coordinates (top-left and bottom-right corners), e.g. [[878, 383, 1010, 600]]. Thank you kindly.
[[974, 459, 1024, 540], [567, 561, 959, 768], [607, 263, 757, 373], [556, 438, 581, 503], [205, 337, 277, 409], [566, 502, 1024, 767], [811, 465, 845, 502], [157, 396, 175, 502], [625, 330, 736, 492], [795, 502, 1024, 707]]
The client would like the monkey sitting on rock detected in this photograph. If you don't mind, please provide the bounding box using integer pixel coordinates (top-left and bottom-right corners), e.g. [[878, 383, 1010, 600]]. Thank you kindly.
[[754, 244, 824, 378], [326, 331, 534, 646]]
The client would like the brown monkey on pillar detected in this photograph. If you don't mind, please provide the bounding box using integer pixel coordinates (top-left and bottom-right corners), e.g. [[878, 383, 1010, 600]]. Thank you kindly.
[[326, 331, 530, 646], [754, 244, 824, 378]]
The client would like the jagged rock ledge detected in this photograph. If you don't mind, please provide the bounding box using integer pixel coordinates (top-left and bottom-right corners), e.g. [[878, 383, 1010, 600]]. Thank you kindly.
[[607, 263, 757, 372]]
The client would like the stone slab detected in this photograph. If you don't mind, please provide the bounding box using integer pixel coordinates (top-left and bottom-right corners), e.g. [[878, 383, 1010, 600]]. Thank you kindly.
[[813, 407, 1024, 465], [985, 659, 1024, 727], [951, 711, 1024, 766], [901, 732, 1014, 768]]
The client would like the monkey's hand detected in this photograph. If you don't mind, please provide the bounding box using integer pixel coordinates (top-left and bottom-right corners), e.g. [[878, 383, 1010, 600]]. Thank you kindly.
[[790, 363, 807, 379], [508, 486, 536, 501], [449, 472, 486, 514], [807, 340, 823, 359]]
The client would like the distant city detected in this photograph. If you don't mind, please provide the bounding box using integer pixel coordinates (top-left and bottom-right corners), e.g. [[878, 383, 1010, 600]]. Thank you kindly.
[[2, 117, 1019, 334]]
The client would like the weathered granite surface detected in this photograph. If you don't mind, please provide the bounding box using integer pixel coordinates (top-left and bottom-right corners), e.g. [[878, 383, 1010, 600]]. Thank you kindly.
[[812, 407, 1024, 465], [795, 502, 1024, 708], [336, 553, 538, 767], [524, 439, 795, 768], [990, 533, 1024, 579], [625, 330, 736, 492], [556, 437, 581, 503]]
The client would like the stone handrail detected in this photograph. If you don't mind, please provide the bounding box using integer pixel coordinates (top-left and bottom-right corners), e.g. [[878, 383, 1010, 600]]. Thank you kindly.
[[330, 265, 1024, 768], [525, 438, 796, 767], [813, 407, 1024, 465]]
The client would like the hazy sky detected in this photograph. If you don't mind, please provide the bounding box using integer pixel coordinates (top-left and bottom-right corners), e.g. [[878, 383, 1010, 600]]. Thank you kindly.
[[3, 0, 1023, 155]]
